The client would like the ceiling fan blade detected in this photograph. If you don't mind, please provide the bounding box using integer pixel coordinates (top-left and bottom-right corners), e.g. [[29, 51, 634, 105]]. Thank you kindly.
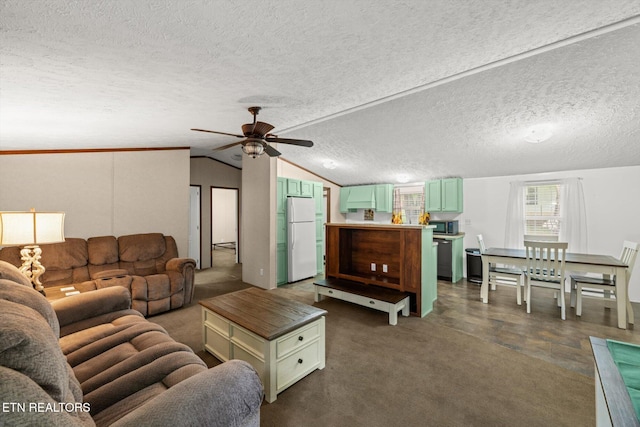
[[213, 141, 244, 151], [191, 128, 245, 138], [264, 144, 282, 157], [265, 137, 314, 147]]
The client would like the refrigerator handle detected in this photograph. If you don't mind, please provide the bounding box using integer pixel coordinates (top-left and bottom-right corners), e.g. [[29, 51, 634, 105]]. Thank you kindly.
[[290, 200, 295, 222], [290, 226, 295, 249]]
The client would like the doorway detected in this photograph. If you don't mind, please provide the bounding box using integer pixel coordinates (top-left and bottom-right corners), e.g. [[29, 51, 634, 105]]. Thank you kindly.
[[211, 187, 239, 267], [188, 185, 201, 269]]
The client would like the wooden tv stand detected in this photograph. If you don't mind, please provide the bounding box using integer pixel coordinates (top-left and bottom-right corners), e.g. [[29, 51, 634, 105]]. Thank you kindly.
[[322, 223, 437, 318]]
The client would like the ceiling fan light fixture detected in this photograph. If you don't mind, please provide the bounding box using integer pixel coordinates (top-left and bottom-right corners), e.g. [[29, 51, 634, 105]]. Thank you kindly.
[[242, 140, 265, 158]]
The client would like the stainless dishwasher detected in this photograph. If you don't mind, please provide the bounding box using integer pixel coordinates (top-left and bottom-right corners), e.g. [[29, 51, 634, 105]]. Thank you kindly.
[[434, 238, 452, 281]]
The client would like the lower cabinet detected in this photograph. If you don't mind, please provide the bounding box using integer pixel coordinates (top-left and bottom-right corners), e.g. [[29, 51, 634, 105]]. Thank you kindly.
[[202, 307, 326, 403]]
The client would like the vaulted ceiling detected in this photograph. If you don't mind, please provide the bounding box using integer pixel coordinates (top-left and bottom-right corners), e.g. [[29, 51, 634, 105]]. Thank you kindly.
[[2, 1, 639, 185]]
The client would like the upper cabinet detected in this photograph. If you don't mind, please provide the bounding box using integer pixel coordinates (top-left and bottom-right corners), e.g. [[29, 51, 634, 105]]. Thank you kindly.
[[339, 184, 393, 213], [425, 178, 463, 213]]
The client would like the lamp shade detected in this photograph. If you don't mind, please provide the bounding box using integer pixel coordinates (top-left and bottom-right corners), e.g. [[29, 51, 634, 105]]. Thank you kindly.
[[0, 211, 65, 246]]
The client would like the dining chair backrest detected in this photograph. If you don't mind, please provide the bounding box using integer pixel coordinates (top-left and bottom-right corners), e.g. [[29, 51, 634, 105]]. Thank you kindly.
[[620, 241, 639, 281], [524, 234, 559, 242], [524, 240, 568, 283], [477, 234, 487, 254]]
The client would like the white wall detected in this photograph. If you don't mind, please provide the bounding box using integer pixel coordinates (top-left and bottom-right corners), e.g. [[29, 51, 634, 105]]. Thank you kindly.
[[0, 149, 191, 255], [459, 165, 640, 301], [190, 157, 242, 269], [211, 188, 237, 244]]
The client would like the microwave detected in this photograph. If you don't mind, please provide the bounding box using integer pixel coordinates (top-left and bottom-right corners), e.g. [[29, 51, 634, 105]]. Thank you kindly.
[[431, 220, 459, 235]]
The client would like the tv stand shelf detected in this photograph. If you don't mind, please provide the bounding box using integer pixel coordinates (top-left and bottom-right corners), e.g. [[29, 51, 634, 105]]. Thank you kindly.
[[323, 223, 437, 318], [314, 278, 410, 325]]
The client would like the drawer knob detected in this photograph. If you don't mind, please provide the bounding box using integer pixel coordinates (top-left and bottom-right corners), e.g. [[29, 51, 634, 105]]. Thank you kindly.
[[298, 336, 304, 341], [369, 300, 375, 305], [328, 290, 333, 294], [298, 358, 303, 364]]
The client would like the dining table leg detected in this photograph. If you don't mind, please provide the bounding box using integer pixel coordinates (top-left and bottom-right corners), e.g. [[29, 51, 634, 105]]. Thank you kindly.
[[615, 266, 627, 329], [481, 256, 489, 303]]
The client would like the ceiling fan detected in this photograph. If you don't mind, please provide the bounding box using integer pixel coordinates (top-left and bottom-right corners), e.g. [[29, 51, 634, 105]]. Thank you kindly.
[[191, 106, 313, 158]]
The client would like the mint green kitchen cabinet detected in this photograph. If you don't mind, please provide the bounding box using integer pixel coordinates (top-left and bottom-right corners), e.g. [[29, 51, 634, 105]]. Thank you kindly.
[[339, 183, 394, 212], [313, 182, 324, 274], [374, 184, 394, 213], [300, 180, 314, 197], [286, 179, 301, 196], [339, 187, 350, 213], [425, 178, 463, 213]]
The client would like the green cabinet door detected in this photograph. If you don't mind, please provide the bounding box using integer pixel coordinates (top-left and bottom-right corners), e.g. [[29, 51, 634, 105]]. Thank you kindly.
[[300, 180, 314, 197], [451, 237, 464, 283], [339, 187, 350, 213], [374, 184, 394, 213], [277, 178, 287, 214], [424, 180, 442, 212], [442, 178, 463, 213], [286, 179, 301, 196]]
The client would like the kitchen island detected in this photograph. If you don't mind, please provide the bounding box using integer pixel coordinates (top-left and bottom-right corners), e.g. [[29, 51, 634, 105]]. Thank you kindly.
[[317, 223, 437, 318]]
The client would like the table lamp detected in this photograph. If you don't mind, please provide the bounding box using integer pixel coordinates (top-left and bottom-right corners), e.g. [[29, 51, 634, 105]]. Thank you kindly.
[[0, 209, 65, 294]]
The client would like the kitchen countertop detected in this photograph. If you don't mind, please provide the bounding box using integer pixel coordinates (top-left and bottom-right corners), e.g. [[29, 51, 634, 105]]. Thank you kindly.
[[330, 222, 435, 230], [432, 233, 465, 240]]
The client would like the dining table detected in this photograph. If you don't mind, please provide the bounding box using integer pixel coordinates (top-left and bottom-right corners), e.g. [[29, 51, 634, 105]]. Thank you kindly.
[[480, 248, 630, 329]]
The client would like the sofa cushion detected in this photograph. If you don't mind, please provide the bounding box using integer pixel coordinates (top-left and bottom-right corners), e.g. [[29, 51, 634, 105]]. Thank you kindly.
[[0, 299, 70, 402], [118, 233, 166, 262], [41, 238, 89, 270], [0, 278, 60, 336], [40, 238, 91, 286], [87, 236, 119, 265]]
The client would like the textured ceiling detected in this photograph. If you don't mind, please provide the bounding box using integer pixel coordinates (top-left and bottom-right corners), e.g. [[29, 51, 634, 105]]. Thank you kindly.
[[1, 1, 640, 185]]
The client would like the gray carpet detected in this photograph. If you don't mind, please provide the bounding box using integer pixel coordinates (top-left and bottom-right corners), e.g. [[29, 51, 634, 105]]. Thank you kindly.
[[151, 278, 594, 427]]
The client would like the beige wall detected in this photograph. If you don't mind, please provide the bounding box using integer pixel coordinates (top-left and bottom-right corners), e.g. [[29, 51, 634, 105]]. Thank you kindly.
[[242, 155, 277, 289], [190, 157, 242, 269], [0, 149, 191, 255]]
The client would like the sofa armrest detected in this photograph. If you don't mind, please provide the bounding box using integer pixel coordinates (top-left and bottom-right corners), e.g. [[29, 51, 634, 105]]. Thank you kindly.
[[165, 257, 197, 304], [51, 286, 132, 328], [110, 360, 263, 427], [165, 257, 196, 273]]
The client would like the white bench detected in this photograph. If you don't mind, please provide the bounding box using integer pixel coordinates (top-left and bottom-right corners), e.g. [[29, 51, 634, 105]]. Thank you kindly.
[[314, 278, 410, 325]]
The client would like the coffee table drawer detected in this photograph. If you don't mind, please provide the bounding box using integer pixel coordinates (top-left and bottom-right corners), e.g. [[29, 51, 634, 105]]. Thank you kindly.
[[277, 340, 321, 390], [277, 321, 321, 358]]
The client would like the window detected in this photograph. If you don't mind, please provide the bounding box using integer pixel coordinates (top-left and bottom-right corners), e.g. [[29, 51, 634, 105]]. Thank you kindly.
[[393, 185, 424, 224], [524, 183, 560, 237]]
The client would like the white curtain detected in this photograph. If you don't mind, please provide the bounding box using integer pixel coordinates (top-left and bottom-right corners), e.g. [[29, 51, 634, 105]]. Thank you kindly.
[[504, 181, 525, 248], [504, 178, 588, 252], [559, 177, 588, 253]]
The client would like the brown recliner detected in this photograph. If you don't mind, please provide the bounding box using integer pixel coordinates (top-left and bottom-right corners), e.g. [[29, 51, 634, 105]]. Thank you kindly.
[[0, 233, 196, 317]]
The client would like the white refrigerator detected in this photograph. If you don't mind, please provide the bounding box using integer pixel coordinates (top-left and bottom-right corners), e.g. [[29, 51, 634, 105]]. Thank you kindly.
[[287, 197, 317, 282]]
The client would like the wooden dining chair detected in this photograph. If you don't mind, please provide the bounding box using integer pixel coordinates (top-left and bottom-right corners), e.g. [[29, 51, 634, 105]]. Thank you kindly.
[[524, 240, 569, 320], [477, 234, 524, 305], [570, 241, 639, 323]]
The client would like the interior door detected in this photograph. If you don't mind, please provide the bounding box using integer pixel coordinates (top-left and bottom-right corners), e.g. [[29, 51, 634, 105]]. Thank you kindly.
[[188, 186, 201, 269]]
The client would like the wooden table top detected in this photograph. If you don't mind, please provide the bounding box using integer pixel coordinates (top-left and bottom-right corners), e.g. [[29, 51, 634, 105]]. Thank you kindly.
[[199, 287, 327, 341], [483, 248, 626, 267]]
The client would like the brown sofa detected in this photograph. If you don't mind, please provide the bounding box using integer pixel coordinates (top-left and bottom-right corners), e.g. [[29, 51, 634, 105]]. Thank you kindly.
[[0, 260, 263, 426], [0, 233, 196, 316]]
